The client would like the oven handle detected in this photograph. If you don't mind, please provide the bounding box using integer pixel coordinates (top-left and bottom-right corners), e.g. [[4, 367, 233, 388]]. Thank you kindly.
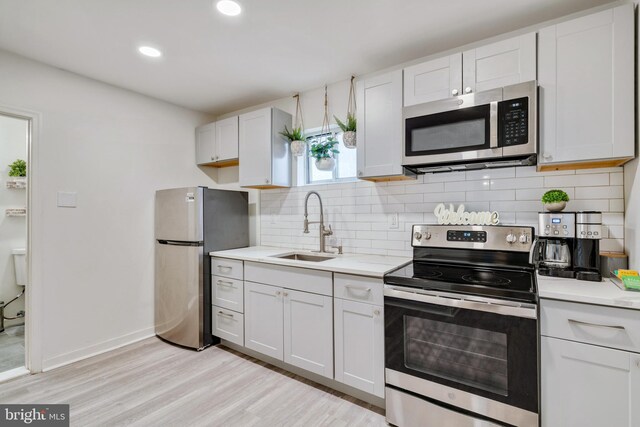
[[384, 286, 537, 319]]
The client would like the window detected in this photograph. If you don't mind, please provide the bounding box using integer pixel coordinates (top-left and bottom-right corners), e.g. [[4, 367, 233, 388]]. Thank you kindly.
[[306, 131, 357, 184]]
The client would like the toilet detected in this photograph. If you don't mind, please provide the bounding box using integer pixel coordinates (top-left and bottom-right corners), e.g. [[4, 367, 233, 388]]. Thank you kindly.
[[12, 248, 26, 287]]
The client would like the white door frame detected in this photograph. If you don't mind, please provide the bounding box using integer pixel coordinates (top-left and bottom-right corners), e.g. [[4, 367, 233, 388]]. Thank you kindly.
[[0, 105, 43, 373]]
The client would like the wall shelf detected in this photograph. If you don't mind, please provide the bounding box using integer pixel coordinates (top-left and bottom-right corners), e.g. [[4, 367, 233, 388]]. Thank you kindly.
[[5, 208, 26, 217], [5, 179, 26, 189]]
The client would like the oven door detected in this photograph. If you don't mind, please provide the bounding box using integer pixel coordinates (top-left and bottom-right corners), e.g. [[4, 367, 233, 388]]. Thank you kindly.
[[384, 285, 538, 426], [403, 89, 502, 166]]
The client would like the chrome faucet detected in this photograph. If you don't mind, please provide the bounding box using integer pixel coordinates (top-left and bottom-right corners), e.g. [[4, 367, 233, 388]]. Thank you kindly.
[[303, 191, 333, 253]]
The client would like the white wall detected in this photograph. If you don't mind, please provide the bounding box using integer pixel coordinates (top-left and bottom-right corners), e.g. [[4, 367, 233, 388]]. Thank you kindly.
[[0, 115, 27, 327], [0, 49, 219, 369]]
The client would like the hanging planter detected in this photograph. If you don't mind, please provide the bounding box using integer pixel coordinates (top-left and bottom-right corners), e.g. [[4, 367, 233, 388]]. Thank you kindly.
[[309, 86, 339, 171], [280, 94, 307, 157], [315, 157, 336, 171], [334, 76, 357, 149]]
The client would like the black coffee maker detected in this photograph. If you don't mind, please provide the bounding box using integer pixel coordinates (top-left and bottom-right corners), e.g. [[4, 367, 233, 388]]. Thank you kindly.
[[574, 212, 602, 281], [530, 211, 602, 282]]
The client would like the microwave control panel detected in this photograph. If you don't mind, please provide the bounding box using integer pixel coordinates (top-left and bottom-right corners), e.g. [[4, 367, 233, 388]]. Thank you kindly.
[[499, 97, 529, 146]]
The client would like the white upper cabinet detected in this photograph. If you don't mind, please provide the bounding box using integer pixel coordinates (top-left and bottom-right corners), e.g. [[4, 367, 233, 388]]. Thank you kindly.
[[195, 122, 216, 165], [403, 54, 462, 106], [462, 32, 536, 94], [403, 32, 536, 107], [215, 116, 239, 163], [239, 107, 291, 188], [538, 4, 634, 168], [356, 70, 405, 180], [196, 117, 239, 166]]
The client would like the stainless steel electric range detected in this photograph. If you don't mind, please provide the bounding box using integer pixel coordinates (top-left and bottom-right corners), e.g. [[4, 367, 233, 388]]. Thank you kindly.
[[384, 224, 539, 427]]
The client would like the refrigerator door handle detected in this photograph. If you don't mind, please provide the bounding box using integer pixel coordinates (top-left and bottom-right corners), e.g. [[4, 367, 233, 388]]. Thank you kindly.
[[157, 240, 204, 247]]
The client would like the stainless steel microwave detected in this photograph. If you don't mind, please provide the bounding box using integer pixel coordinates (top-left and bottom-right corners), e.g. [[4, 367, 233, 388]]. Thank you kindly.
[[402, 80, 537, 173]]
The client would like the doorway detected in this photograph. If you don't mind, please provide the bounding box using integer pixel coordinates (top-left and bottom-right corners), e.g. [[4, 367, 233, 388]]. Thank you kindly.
[[0, 113, 29, 374]]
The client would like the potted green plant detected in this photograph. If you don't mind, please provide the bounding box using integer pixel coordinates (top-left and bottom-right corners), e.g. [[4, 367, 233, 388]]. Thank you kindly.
[[279, 125, 306, 157], [334, 113, 356, 149], [310, 137, 339, 171], [542, 189, 569, 212], [8, 159, 26, 180]]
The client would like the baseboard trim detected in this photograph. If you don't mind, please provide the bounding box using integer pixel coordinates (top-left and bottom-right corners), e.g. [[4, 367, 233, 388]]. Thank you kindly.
[[42, 327, 155, 371], [0, 366, 29, 384]]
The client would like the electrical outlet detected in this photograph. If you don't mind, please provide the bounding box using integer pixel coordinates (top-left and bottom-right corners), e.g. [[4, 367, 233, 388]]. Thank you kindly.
[[389, 212, 399, 229]]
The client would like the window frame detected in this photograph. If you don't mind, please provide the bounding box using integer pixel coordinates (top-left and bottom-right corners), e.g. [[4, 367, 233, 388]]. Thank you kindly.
[[304, 128, 357, 185]]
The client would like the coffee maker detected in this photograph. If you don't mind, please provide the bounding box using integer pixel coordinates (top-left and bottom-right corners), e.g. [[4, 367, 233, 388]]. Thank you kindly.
[[574, 212, 602, 281], [530, 211, 602, 282]]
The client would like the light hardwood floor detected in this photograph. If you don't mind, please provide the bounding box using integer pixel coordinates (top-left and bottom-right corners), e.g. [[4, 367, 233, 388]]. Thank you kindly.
[[0, 337, 387, 426]]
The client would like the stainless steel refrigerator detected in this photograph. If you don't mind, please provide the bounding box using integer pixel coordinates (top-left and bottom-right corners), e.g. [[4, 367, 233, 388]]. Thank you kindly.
[[154, 187, 249, 350]]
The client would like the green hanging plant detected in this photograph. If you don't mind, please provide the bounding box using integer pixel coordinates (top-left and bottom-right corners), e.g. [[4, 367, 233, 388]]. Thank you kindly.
[[8, 159, 26, 177], [279, 125, 305, 142], [309, 137, 340, 160], [334, 113, 356, 132]]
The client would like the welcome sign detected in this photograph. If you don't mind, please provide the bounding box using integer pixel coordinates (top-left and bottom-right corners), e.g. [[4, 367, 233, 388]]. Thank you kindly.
[[434, 203, 500, 226]]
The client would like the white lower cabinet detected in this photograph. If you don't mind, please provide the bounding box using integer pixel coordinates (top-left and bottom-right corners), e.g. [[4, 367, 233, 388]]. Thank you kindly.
[[244, 281, 284, 360], [541, 298, 640, 427], [212, 307, 244, 346], [284, 289, 333, 378], [541, 336, 640, 427], [244, 280, 334, 379], [334, 298, 384, 398]]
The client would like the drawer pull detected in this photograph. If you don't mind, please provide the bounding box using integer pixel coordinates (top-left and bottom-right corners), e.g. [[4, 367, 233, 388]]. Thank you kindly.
[[568, 318, 625, 331], [217, 265, 232, 271], [345, 284, 372, 293], [217, 311, 234, 318], [217, 280, 234, 287]]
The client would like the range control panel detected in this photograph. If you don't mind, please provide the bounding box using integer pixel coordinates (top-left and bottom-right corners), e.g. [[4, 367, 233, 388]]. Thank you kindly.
[[499, 97, 529, 147], [447, 230, 487, 243], [412, 224, 534, 252]]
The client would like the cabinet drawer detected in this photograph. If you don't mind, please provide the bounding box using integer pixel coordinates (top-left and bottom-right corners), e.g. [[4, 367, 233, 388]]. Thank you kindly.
[[212, 306, 244, 346], [244, 261, 332, 296], [211, 257, 243, 280], [212, 275, 244, 313], [334, 274, 383, 305], [541, 299, 640, 353]]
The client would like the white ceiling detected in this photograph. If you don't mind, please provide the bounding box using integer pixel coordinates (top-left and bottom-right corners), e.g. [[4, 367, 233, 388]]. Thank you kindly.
[[0, 0, 613, 115]]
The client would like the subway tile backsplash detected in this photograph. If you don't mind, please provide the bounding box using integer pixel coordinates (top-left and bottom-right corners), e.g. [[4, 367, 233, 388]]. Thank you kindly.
[[259, 166, 625, 257]]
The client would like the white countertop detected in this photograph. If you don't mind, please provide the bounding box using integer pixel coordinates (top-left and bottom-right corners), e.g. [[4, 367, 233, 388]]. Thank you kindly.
[[209, 246, 411, 278], [538, 274, 640, 310]]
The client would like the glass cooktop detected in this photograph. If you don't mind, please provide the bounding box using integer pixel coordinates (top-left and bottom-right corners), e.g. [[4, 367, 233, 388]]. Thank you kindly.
[[384, 261, 537, 303]]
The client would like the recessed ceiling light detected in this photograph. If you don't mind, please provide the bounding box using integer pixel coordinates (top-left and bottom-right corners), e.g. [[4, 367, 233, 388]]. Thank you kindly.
[[138, 46, 162, 58], [216, 0, 242, 16]]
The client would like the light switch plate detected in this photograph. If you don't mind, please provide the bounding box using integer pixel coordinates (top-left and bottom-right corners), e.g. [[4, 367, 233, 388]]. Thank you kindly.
[[389, 212, 399, 229], [57, 191, 77, 208]]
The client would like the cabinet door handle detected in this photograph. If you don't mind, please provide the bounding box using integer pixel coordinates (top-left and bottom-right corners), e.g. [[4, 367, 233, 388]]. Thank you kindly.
[[373, 309, 380, 316], [345, 284, 372, 293], [464, 86, 472, 94], [568, 318, 625, 331], [217, 311, 234, 318], [451, 89, 459, 96], [211, 156, 215, 161], [542, 152, 552, 160], [217, 265, 232, 271], [217, 280, 234, 287], [283, 291, 289, 297], [276, 291, 281, 296]]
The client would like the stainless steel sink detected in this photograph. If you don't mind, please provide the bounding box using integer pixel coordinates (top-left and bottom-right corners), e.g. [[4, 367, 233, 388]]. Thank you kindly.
[[272, 252, 335, 262]]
